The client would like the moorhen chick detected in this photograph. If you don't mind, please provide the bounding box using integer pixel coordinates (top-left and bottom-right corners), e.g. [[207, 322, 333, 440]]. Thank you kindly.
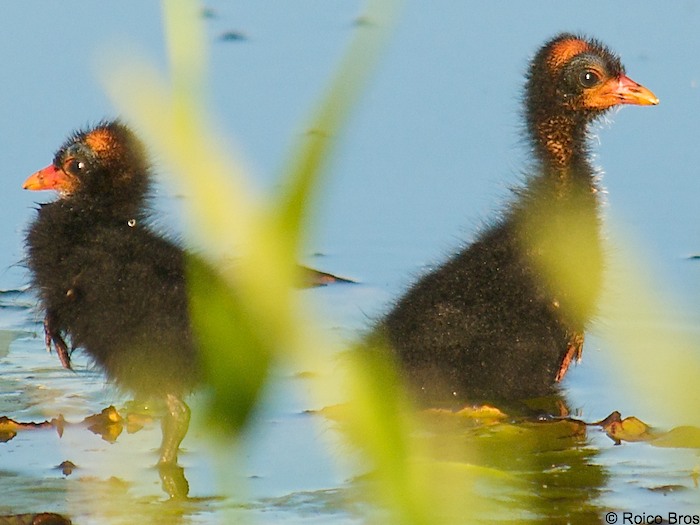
[[378, 34, 658, 402], [22, 120, 348, 466]]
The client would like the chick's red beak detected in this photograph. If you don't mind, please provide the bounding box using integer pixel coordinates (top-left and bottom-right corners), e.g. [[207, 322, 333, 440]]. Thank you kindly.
[[586, 74, 659, 109], [22, 165, 73, 192]]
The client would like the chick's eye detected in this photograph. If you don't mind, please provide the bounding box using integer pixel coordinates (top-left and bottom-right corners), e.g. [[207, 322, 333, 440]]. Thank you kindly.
[[579, 69, 601, 88], [64, 159, 85, 175]]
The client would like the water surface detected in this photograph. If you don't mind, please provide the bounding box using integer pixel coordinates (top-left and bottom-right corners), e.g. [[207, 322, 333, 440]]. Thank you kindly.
[[1, 1, 699, 522]]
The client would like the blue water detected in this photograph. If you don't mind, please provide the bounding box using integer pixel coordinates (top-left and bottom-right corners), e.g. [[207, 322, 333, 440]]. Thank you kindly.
[[1, 1, 699, 522]]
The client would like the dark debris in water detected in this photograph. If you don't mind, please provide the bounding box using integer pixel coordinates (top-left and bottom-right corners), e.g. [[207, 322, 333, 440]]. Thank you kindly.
[[0, 405, 156, 445], [55, 460, 77, 476], [585, 410, 700, 451], [257, 488, 357, 519], [218, 30, 247, 42], [201, 7, 217, 19], [302, 266, 356, 287], [647, 484, 687, 494], [0, 415, 56, 442], [0, 513, 71, 525]]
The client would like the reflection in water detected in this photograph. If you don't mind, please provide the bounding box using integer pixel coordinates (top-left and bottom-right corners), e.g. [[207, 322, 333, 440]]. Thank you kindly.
[[56, 460, 77, 476], [2, 346, 700, 522], [0, 403, 191, 502], [81, 404, 191, 499], [84, 405, 191, 500], [158, 463, 190, 501], [340, 394, 608, 523]]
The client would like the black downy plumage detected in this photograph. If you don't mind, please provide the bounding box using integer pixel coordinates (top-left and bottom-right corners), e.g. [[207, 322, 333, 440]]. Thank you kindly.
[[23, 120, 350, 468], [378, 34, 658, 402]]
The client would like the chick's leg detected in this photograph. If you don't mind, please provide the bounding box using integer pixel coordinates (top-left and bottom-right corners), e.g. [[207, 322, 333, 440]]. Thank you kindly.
[[158, 392, 191, 466]]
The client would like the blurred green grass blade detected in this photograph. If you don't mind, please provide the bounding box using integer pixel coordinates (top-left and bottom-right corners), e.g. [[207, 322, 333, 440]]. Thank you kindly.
[[341, 345, 434, 525], [99, 4, 698, 522], [102, 0, 499, 522], [275, 1, 400, 254], [104, 0, 290, 434], [187, 254, 271, 432], [599, 229, 700, 426], [162, 0, 207, 114]]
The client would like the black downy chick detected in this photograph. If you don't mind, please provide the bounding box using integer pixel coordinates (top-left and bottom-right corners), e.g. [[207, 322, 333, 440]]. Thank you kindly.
[[23, 120, 349, 467], [378, 34, 658, 403]]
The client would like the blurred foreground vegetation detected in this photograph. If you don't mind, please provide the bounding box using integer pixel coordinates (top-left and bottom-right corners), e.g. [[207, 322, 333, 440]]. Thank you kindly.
[[93, 0, 700, 523]]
